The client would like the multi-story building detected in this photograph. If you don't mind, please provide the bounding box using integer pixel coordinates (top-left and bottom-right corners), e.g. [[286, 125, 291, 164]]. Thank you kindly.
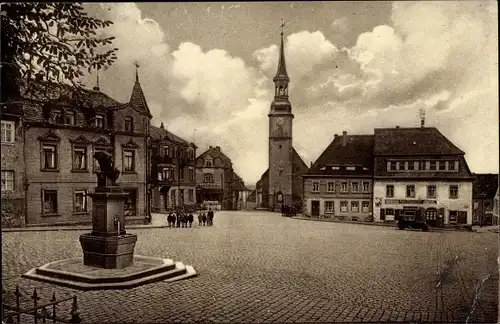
[[303, 132, 374, 220], [472, 173, 498, 226], [195, 146, 238, 210], [493, 188, 499, 226], [1, 101, 26, 227], [149, 122, 197, 212], [1, 71, 152, 226], [373, 126, 474, 226]]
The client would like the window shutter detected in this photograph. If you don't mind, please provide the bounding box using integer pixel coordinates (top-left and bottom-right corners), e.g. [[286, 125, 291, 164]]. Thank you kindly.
[[380, 208, 386, 220]]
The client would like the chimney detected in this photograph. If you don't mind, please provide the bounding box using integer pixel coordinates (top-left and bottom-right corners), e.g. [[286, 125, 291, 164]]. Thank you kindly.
[[395, 126, 400, 129], [209, 146, 213, 150], [421, 119, 425, 128], [160, 122, 164, 129], [342, 131, 347, 147], [215, 146, 221, 153]]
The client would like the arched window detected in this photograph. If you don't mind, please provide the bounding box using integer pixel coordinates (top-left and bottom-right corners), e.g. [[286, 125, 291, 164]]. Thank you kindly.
[[125, 116, 134, 132], [204, 173, 214, 183]]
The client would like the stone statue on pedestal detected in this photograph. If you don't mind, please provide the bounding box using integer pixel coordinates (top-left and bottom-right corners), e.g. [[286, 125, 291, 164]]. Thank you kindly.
[[93, 151, 120, 187]]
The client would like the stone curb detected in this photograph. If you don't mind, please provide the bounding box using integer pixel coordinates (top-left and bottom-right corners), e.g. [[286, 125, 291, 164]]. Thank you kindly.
[[2, 224, 170, 233]]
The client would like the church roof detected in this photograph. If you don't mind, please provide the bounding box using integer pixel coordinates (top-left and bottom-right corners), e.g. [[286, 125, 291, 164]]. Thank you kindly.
[[273, 31, 289, 82], [129, 73, 152, 118]]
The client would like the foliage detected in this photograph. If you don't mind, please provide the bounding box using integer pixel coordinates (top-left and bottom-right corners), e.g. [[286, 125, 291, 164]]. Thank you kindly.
[[1, 2, 118, 113]]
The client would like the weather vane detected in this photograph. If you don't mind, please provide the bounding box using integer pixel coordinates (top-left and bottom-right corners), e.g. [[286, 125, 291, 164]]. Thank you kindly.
[[280, 18, 285, 36], [133, 61, 140, 81]]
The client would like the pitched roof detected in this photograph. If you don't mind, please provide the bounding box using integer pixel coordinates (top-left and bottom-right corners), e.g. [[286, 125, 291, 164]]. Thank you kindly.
[[374, 127, 464, 156], [129, 76, 152, 118], [292, 148, 309, 171], [473, 174, 499, 199], [149, 125, 189, 145], [197, 146, 232, 164], [308, 135, 374, 176]]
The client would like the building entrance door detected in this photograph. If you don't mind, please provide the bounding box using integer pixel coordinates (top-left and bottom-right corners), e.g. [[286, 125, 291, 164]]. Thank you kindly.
[[311, 201, 320, 217]]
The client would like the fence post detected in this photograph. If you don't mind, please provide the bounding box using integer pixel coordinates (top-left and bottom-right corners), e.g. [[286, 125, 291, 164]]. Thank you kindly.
[[69, 295, 81, 323], [15, 285, 21, 324], [52, 292, 57, 324], [41, 306, 48, 323], [31, 288, 41, 324]]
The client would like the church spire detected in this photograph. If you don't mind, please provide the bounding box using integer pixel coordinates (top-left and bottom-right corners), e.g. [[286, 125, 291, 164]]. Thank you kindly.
[[273, 18, 290, 82], [129, 61, 152, 118]]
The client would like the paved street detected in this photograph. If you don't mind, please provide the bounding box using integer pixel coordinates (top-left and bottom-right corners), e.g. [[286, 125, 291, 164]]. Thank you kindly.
[[2, 211, 498, 323]]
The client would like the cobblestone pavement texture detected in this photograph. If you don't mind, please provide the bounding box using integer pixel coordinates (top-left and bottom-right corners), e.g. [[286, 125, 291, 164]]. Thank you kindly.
[[2, 211, 498, 323]]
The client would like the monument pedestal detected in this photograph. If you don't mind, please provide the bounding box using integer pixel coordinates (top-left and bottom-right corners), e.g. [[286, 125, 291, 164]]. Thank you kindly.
[[79, 186, 137, 269]]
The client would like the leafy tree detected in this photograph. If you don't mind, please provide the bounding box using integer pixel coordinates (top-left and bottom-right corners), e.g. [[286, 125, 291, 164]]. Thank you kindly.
[[1, 2, 118, 118]]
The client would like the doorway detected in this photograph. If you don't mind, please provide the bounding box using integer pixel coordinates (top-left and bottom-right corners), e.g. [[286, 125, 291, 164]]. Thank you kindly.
[[311, 201, 320, 217]]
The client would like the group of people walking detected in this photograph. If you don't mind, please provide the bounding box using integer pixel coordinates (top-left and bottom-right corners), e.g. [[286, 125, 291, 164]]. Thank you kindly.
[[166, 209, 215, 228]]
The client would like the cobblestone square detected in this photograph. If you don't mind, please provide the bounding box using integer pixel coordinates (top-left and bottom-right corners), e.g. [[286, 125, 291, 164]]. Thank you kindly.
[[2, 211, 498, 323]]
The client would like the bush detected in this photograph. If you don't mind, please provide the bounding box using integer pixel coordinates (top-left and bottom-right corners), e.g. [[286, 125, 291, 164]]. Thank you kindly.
[[1, 197, 25, 228]]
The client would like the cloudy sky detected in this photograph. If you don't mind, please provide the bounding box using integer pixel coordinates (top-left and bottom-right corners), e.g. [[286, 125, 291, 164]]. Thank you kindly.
[[82, 1, 498, 185]]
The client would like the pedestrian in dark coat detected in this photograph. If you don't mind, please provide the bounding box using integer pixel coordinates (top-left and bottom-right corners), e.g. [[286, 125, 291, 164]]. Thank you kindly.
[[207, 209, 214, 226], [198, 213, 203, 226], [188, 213, 193, 227], [176, 212, 181, 228], [167, 212, 173, 227], [202, 212, 207, 226]]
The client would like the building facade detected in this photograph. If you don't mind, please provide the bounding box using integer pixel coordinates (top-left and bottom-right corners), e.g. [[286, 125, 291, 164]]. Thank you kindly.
[[149, 123, 197, 212], [373, 127, 474, 225], [303, 132, 374, 220], [493, 188, 499, 226], [195, 146, 235, 210], [1, 102, 26, 227], [472, 173, 498, 226], [255, 27, 308, 212], [1, 71, 152, 226]]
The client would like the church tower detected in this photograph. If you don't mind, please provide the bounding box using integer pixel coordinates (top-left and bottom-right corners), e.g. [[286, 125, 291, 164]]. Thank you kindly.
[[268, 20, 294, 211]]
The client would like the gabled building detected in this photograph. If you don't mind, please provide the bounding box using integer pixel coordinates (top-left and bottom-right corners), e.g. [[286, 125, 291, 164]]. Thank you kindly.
[[472, 173, 498, 226], [303, 131, 374, 220], [373, 126, 474, 225], [195, 146, 235, 210], [1, 69, 152, 226], [255, 25, 309, 212], [149, 123, 197, 212]]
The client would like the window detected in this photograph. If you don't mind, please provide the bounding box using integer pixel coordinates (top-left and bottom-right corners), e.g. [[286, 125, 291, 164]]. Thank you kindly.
[[449, 185, 458, 199], [94, 115, 104, 129], [385, 208, 395, 216], [42, 190, 58, 215], [51, 109, 64, 124], [1, 120, 15, 143], [325, 201, 334, 213], [161, 167, 173, 181], [189, 189, 194, 202], [362, 182, 370, 192], [406, 185, 416, 198], [429, 161, 437, 171], [279, 169, 284, 177], [427, 185, 436, 198], [351, 182, 359, 192], [73, 146, 87, 170], [124, 116, 134, 132], [123, 150, 135, 172], [65, 111, 75, 125], [346, 166, 355, 171], [180, 168, 185, 181], [204, 173, 214, 183], [426, 209, 437, 221], [205, 159, 213, 167], [327, 182, 335, 192], [74, 190, 88, 213], [312, 181, 320, 192], [407, 161, 415, 171], [390, 161, 397, 171], [449, 210, 458, 223], [439, 161, 446, 171], [171, 189, 176, 206], [351, 201, 359, 212], [124, 189, 137, 216], [397, 162, 405, 171], [418, 161, 426, 171], [341, 182, 348, 192], [340, 201, 348, 212], [42, 144, 58, 169], [332, 166, 340, 171], [386, 185, 394, 198], [189, 167, 194, 181], [1, 170, 14, 191], [448, 161, 457, 171], [362, 201, 370, 213], [93, 147, 107, 172]]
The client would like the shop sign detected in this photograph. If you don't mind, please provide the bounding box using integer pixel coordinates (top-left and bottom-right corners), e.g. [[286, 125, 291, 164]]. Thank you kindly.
[[385, 199, 437, 205]]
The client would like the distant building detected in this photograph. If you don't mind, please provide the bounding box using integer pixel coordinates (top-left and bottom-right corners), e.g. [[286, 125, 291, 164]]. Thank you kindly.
[[472, 173, 498, 226], [255, 27, 308, 211], [195, 146, 235, 210], [232, 172, 251, 210], [303, 132, 374, 220], [149, 123, 197, 212], [493, 188, 499, 226], [2, 70, 152, 226], [373, 126, 474, 225]]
